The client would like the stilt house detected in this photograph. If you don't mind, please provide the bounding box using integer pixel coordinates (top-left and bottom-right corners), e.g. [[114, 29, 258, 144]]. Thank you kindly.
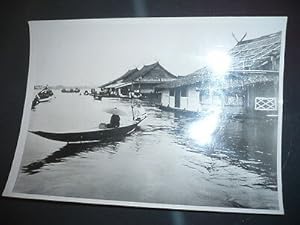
[[156, 31, 283, 117]]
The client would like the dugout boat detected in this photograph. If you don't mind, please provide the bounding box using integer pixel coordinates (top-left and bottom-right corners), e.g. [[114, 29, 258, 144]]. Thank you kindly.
[[61, 88, 80, 93], [29, 117, 146, 144], [31, 87, 54, 109]]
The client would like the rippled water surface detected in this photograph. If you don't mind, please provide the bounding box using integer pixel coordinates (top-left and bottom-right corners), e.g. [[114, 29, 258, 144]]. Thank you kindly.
[[14, 91, 279, 209]]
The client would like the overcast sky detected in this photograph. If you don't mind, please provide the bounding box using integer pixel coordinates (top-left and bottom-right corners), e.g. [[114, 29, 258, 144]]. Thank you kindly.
[[29, 17, 286, 86]]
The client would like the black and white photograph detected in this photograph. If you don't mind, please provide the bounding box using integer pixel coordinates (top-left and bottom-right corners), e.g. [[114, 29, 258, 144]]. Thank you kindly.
[[3, 17, 287, 214]]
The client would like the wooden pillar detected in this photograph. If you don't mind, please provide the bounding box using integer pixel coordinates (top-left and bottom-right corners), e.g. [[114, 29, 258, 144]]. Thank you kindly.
[[274, 75, 279, 110], [246, 85, 251, 113]]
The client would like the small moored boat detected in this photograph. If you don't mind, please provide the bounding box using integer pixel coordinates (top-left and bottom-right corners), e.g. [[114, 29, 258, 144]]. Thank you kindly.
[[29, 118, 145, 143], [38, 96, 52, 102], [61, 88, 80, 93], [37, 87, 54, 102], [31, 87, 54, 109]]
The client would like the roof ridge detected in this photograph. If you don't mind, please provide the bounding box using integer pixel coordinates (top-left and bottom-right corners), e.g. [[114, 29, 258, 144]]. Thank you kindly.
[[133, 62, 159, 80], [237, 31, 281, 46]]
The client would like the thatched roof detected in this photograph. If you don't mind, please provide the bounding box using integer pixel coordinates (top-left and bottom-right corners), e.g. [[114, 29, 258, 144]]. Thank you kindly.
[[230, 31, 281, 70], [156, 67, 211, 89], [156, 31, 281, 90], [156, 68, 276, 90]]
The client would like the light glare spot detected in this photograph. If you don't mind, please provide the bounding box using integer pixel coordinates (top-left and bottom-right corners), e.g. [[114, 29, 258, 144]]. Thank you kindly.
[[206, 50, 231, 76], [188, 108, 221, 146]]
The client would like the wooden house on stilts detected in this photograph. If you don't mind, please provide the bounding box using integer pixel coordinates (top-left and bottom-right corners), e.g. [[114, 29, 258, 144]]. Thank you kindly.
[[229, 31, 282, 116], [156, 31, 283, 117]]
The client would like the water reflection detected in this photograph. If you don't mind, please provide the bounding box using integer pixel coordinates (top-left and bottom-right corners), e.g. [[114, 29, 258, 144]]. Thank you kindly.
[[16, 92, 278, 208], [22, 139, 123, 175], [168, 113, 277, 189], [188, 107, 221, 145]]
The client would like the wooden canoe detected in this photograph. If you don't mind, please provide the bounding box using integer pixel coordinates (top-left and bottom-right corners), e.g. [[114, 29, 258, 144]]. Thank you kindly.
[[29, 118, 145, 143]]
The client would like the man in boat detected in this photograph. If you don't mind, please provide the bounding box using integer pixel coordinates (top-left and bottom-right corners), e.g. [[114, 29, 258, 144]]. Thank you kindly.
[[107, 114, 120, 128], [105, 107, 121, 128], [99, 107, 123, 129]]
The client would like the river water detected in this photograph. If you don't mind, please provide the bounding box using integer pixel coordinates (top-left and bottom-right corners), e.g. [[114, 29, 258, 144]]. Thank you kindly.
[[13, 91, 279, 209]]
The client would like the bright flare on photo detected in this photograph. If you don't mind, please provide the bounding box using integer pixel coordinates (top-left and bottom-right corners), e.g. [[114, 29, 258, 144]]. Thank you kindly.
[[206, 50, 231, 77], [188, 108, 221, 146]]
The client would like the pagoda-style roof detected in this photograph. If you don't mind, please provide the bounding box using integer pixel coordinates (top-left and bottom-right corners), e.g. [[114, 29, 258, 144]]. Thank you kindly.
[[100, 68, 138, 88], [122, 62, 176, 83], [101, 62, 177, 88]]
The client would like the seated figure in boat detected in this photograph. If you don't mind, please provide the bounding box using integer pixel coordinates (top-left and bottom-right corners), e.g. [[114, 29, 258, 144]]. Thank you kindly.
[[98, 113, 120, 129], [99, 107, 124, 129], [107, 114, 120, 128]]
